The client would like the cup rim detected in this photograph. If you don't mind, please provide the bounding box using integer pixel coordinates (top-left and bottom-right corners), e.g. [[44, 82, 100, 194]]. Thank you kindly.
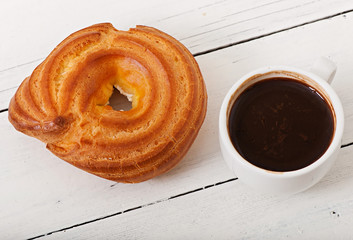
[[219, 65, 344, 178]]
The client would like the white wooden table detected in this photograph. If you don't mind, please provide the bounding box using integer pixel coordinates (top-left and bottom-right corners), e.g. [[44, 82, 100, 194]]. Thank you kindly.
[[2, 0, 353, 239]]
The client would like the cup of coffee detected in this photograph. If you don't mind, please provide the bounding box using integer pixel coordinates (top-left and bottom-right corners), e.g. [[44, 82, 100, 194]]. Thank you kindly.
[[219, 58, 344, 195]]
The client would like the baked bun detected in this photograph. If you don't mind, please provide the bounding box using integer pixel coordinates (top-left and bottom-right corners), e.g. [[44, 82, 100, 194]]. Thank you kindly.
[[8, 23, 207, 183]]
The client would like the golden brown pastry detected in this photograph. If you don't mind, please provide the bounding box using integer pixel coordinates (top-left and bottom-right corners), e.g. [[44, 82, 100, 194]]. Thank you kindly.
[[8, 23, 207, 183]]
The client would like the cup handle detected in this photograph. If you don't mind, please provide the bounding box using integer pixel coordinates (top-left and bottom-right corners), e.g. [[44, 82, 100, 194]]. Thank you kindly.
[[310, 57, 337, 84]]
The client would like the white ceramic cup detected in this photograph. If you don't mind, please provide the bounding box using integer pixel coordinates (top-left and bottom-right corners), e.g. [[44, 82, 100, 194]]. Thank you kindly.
[[219, 58, 344, 195]]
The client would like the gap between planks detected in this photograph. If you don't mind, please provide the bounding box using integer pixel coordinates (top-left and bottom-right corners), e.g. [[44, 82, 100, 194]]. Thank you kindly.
[[27, 178, 238, 240], [26, 143, 353, 240]]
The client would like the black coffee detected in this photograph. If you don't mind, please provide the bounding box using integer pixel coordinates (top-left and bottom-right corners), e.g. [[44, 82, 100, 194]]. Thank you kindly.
[[229, 78, 334, 172]]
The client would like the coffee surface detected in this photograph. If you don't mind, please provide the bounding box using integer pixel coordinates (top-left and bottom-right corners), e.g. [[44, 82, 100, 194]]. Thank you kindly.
[[229, 78, 334, 171]]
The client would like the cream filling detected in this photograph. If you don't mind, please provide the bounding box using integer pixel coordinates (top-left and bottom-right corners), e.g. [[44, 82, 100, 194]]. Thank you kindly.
[[114, 84, 133, 102]]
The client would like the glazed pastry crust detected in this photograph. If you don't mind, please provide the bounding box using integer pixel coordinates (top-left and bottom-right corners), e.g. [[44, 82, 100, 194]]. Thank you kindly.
[[8, 23, 207, 183]]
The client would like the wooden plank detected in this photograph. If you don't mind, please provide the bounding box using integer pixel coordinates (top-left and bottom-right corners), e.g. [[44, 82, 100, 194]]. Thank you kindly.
[[41, 145, 353, 239], [0, 111, 234, 239], [2, 8, 353, 240], [1, 0, 353, 108]]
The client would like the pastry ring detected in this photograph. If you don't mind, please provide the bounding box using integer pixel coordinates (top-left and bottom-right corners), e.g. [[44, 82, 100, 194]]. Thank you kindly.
[[8, 23, 207, 183]]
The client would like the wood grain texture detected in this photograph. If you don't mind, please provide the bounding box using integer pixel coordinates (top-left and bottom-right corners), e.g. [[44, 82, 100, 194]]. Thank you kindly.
[[1, 0, 353, 239], [1, 0, 353, 110], [40, 146, 353, 239]]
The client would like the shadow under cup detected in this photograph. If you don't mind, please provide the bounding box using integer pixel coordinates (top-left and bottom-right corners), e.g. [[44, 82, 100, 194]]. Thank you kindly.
[[219, 68, 344, 195]]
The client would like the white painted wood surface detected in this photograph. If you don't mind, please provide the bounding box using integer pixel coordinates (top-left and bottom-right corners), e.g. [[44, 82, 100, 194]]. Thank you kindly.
[[1, 0, 353, 239]]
